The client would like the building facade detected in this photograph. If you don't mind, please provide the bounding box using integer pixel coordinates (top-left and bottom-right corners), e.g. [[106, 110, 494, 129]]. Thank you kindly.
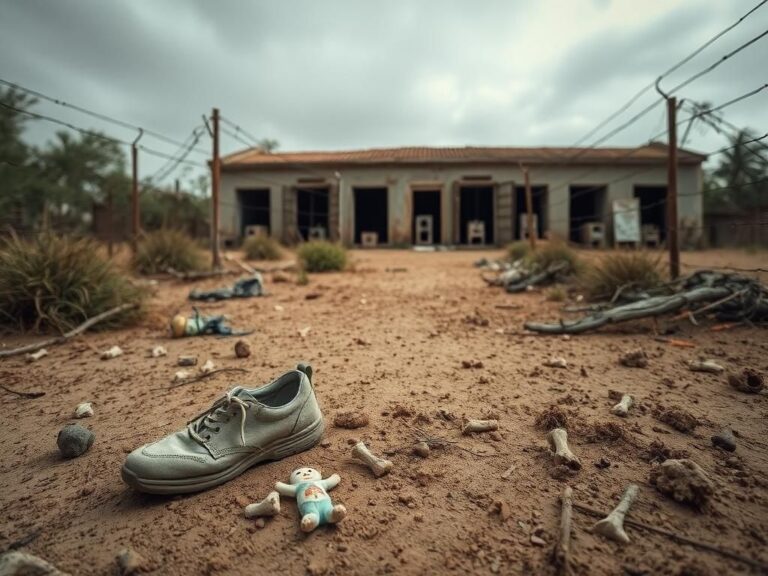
[[220, 145, 705, 247]]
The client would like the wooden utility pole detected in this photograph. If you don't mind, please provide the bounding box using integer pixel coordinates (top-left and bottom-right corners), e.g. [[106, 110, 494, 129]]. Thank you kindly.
[[665, 97, 680, 279], [107, 189, 114, 257], [520, 164, 537, 249], [131, 129, 143, 252], [211, 108, 222, 269]]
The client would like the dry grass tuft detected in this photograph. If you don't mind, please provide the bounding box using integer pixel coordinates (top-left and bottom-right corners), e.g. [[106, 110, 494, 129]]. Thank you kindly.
[[580, 251, 664, 301], [527, 241, 581, 273], [297, 241, 347, 272], [242, 236, 282, 261], [506, 241, 531, 261], [134, 229, 205, 274]]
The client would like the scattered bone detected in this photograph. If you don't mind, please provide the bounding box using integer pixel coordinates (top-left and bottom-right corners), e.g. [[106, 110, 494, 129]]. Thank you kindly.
[[74, 402, 94, 419], [174, 370, 190, 382], [352, 441, 393, 478], [649, 459, 713, 509], [688, 359, 723, 373], [501, 465, 516, 479], [298, 326, 311, 338], [619, 348, 648, 368], [727, 368, 764, 394], [177, 355, 197, 367], [150, 346, 167, 358], [0, 551, 68, 576], [274, 305, 284, 312], [413, 442, 430, 458], [25, 348, 48, 362], [611, 394, 634, 417], [711, 427, 736, 452], [244, 491, 281, 518], [592, 484, 639, 544], [234, 340, 251, 358], [553, 486, 573, 575], [547, 428, 581, 470], [462, 419, 499, 435], [100, 345, 123, 360], [116, 547, 148, 576], [544, 357, 568, 369], [200, 359, 215, 374], [333, 411, 369, 429]]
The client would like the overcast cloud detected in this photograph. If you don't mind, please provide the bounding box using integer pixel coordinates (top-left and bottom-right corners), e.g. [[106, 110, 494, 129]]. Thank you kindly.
[[1, 0, 766, 183]]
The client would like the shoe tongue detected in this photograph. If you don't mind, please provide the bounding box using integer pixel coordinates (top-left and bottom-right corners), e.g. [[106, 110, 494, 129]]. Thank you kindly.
[[231, 386, 258, 403]]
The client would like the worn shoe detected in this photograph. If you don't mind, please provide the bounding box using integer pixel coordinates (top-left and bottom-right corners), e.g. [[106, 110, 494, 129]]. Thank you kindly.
[[121, 363, 324, 494]]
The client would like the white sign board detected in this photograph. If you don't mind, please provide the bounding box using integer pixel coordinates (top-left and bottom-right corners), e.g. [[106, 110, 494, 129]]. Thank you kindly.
[[613, 198, 640, 243]]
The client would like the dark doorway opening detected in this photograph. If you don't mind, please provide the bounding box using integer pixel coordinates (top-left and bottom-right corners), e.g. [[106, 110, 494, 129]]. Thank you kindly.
[[459, 185, 494, 244], [238, 189, 270, 236], [514, 185, 547, 239], [412, 190, 441, 245], [297, 187, 329, 241], [634, 186, 667, 243], [569, 185, 606, 243], [353, 187, 388, 244]]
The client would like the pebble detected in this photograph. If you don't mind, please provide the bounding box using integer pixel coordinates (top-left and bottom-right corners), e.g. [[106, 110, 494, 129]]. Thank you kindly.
[[150, 346, 167, 358], [413, 442, 430, 458], [74, 402, 94, 419], [177, 355, 197, 366], [57, 424, 95, 458], [712, 428, 736, 452], [234, 340, 251, 358], [200, 359, 215, 374], [25, 348, 48, 363], [116, 548, 147, 576]]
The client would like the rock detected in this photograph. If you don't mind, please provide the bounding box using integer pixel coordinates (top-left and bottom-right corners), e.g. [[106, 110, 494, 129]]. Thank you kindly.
[[100, 345, 123, 360], [655, 406, 698, 433], [200, 359, 215, 374], [727, 368, 764, 394], [234, 340, 251, 358], [649, 459, 713, 508], [57, 424, 95, 458], [595, 457, 611, 469], [461, 359, 484, 369], [490, 499, 512, 521], [711, 428, 736, 452], [333, 411, 369, 429], [116, 548, 147, 575], [177, 355, 197, 367], [413, 442, 430, 458], [150, 346, 167, 358], [0, 551, 69, 575], [74, 402, 94, 419], [619, 348, 648, 368], [543, 357, 568, 369]]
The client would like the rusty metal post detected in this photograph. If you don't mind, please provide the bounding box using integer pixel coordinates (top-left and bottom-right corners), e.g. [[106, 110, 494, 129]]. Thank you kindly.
[[131, 129, 143, 253], [211, 108, 222, 269], [666, 97, 680, 279]]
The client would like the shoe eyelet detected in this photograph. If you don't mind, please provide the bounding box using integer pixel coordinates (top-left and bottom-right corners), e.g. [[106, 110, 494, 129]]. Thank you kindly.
[[213, 427, 220, 432], [204, 435, 211, 441]]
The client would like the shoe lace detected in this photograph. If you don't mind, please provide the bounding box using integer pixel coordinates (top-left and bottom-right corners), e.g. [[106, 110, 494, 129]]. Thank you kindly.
[[187, 390, 250, 446]]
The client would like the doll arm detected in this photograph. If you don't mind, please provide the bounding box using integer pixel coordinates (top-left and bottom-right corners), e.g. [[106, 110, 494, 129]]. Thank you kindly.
[[320, 474, 341, 491], [275, 482, 297, 497]]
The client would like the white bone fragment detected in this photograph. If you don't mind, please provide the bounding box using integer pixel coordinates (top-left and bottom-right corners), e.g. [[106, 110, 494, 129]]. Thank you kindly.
[[688, 360, 724, 373], [25, 348, 48, 362], [544, 357, 568, 368], [74, 402, 94, 418], [352, 441, 393, 478], [298, 326, 311, 338], [501, 465, 516, 479], [547, 428, 581, 470], [100, 345, 123, 360], [174, 370, 190, 382], [592, 484, 639, 544], [274, 305, 284, 312], [611, 394, 634, 417], [151, 346, 167, 358], [462, 419, 499, 435], [244, 491, 280, 518], [200, 359, 215, 374]]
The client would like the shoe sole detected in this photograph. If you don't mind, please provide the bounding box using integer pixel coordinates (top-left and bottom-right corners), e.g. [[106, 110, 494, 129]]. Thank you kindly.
[[121, 416, 324, 495]]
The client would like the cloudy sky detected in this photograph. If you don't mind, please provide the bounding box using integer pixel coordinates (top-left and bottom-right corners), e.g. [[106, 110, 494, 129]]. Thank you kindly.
[[1, 0, 766, 183]]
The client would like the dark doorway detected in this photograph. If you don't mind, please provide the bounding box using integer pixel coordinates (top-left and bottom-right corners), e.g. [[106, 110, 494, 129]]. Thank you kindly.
[[569, 185, 606, 243], [514, 185, 547, 239], [238, 189, 270, 235], [459, 185, 494, 244], [353, 187, 388, 244], [412, 190, 441, 245], [297, 187, 329, 241], [634, 186, 667, 243]]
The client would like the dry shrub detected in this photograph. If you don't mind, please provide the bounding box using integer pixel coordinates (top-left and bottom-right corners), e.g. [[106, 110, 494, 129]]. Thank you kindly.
[[644, 439, 690, 464], [506, 241, 531, 261], [527, 241, 581, 273], [580, 251, 664, 301], [535, 406, 570, 430], [545, 286, 567, 302], [297, 241, 347, 272], [242, 236, 282, 261], [0, 233, 144, 332], [134, 229, 205, 274]]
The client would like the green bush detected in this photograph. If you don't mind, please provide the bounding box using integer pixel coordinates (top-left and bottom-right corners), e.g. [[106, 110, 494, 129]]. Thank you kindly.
[[297, 241, 347, 272], [243, 236, 282, 261], [581, 252, 664, 301], [528, 241, 581, 273], [507, 241, 531, 261], [0, 234, 144, 332], [134, 229, 205, 274]]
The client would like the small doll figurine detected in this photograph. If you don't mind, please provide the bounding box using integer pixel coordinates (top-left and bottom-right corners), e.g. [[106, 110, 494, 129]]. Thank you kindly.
[[275, 467, 347, 532]]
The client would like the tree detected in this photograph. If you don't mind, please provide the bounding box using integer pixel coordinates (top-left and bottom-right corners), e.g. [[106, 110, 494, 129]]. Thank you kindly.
[[257, 138, 279, 153], [706, 129, 768, 212]]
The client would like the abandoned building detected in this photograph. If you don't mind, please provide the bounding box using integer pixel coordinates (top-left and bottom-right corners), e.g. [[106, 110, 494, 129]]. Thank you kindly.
[[219, 144, 705, 247]]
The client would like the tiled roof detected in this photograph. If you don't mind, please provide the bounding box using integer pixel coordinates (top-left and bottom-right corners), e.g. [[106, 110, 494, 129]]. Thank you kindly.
[[221, 143, 706, 170]]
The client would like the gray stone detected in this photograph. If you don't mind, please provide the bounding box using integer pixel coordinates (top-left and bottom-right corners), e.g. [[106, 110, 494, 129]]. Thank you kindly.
[[57, 424, 95, 458], [712, 428, 736, 452]]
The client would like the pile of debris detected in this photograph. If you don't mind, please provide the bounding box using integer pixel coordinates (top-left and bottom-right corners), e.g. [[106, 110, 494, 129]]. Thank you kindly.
[[478, 258, 574, 293], [524, 270, 768, 334]]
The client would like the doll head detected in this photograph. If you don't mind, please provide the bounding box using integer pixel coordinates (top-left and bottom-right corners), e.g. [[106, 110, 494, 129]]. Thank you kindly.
[[289, 467, 322, 484]]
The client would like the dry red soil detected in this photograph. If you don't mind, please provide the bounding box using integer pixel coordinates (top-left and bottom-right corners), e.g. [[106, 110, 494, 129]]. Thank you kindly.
[[1, 249, 767, 575]]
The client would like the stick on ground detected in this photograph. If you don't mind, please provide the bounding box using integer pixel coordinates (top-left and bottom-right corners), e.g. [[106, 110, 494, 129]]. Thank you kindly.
[[552, 486, 574, 576], [0, 302, 139, 359], [0, 384, 45, 399], [169, 367, 248, 387]]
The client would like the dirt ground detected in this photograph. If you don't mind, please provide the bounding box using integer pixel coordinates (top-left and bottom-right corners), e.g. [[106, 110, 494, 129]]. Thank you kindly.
[[1, 248, 767, 575]]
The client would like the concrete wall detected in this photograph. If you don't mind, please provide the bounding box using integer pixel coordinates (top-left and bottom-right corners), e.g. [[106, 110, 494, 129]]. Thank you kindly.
[[221, 163, 703, 246]]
